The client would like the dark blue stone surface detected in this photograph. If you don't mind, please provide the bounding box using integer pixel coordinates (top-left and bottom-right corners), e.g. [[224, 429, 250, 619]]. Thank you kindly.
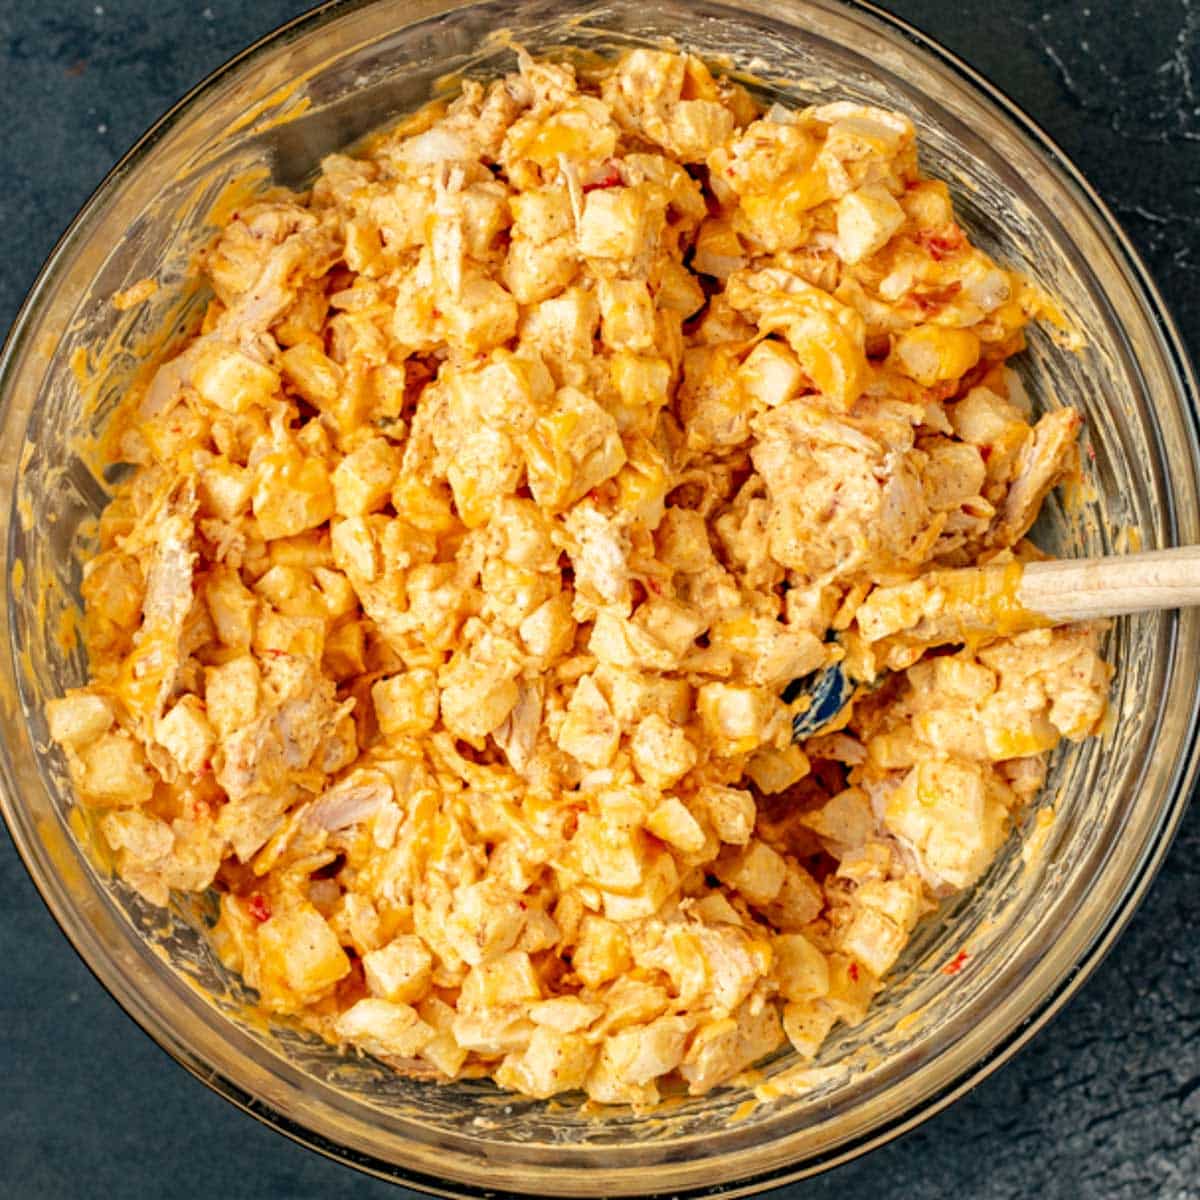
[[1, 2, 1197, 1196]]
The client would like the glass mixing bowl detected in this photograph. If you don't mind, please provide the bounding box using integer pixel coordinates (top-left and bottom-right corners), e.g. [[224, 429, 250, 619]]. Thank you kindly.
[[1, 0, 1197, 1194]]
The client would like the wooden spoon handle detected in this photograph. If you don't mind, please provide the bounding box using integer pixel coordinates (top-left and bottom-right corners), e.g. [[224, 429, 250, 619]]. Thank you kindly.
[[1019, 546, 1200, 622], [854, 546, 1200, 652]]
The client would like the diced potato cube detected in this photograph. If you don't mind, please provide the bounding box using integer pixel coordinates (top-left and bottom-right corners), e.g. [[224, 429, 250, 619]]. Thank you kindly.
[[372, 669, 439, 737], [519, 286, 600, 368], [692, 923, 772, 1013], [678, 344, 753, 449], [267, 531, 333, 569], [692, 218, 746, 280], [330, 515, 381, 583], [764, 862, 825, 931], [253, 451, 334, 540], [322, 620, 366, 681], [772, 933, 831, 1002], [822, 953, 878, 1024], [253, 610, 324, 661], [737, 339, 804, 410], [634, 598, 707, 659], [782, 999, 838, 1059], [616, 439, 670, 532], [280, 342, 343, 409], [653, 256, 706, 316], [679, 1001, 784, 1095], [608, 352, 672, 434], [572, 813, 647, 893], [799, 786, 875, 853], [901, 178, 955, 228], [819, 105, 911, 160], [598, 666, 691, 727], [523, 387, 626, 513], [883, 758, 1008, 890], [698, 785, 757, 845], [745, 744, 811, 794], [72, 731, 155, 806], [504, 232, 578, 305], [519, 593, 577, 662], [443, 275, 518, 355], [980, 707, 1061, 760], [528, 996, 605, 1033], [446, 883, 528, 967], [81, 551, 143, 632], [697, 682, 777, 755], [390, 473, 458, 537], [418, 996, 470, 1078], [598, 279, 656, 352], [330, 891, 382, 956], [578, 185, 661, 264], [205, 568, 257, 648], [446, 425, 523, 529], [495, 1028, 596, 1099], [573, 916, 632, 988], [583, 1061, 658, 1107], [589, 611, 674, 671], [457, 351, 555, 436], [594, 1015, 692, 1088], [892, 325, 982, 387], [725, 270, 869, 410], [837, 903, 908, 978], [332, 436, 399, 517], [198, 459, 254, 521], [100, 807, 172, 867], [204, 655, 260, 738], [646, 796, 707, 855], [654, 508, 714, 574], [714, 839, 787, 908], [601, 847, 679, 921], [556, 674, 619, 768], [666, 98, 735, 162], [951, 387, 1031, 482], [154, 695, 215, 775], [47, 691, 114, 749], [450, 1008, 536, 1057], [335, 998, 434, 1058], [363, 935, 433, 1004], [193, 341, 279, 414], [835, 183, 906, 264], [311, 566, 357, 620], [631, 714, 697, 790], [439, 649, 519, 743], [510, 186, 574, 243], [258, 906, 350, 1006], [459, 950, 542, 1010], [736, 170, 829, 252]]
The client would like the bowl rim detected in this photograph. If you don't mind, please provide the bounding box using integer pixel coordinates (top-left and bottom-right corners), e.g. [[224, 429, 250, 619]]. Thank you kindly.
[[1, 0, 1198, 1195]]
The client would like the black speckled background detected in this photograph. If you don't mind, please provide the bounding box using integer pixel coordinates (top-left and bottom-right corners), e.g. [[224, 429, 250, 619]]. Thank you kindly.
[[1, 2, 1197, 1197]]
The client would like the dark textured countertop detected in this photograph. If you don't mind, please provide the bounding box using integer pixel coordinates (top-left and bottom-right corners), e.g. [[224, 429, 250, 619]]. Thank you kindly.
[[1, 2, 1197, 1197]]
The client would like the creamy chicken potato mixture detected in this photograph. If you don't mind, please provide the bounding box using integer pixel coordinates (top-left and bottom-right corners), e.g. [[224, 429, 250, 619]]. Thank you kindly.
[[47, 48, 1111, 1104]]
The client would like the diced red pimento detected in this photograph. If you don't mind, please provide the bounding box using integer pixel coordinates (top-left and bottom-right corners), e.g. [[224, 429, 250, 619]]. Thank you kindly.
[[917, 223, 966, 261], [583, 162, 622, 192], [248, 893, 272, 923], [849, 962, 861, 982], [910, 281, 962, 313], [942, 949, 969, 976]]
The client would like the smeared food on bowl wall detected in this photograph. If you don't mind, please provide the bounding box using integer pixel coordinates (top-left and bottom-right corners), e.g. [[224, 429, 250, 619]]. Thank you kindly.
[[45, 47, 1111, 1106]]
